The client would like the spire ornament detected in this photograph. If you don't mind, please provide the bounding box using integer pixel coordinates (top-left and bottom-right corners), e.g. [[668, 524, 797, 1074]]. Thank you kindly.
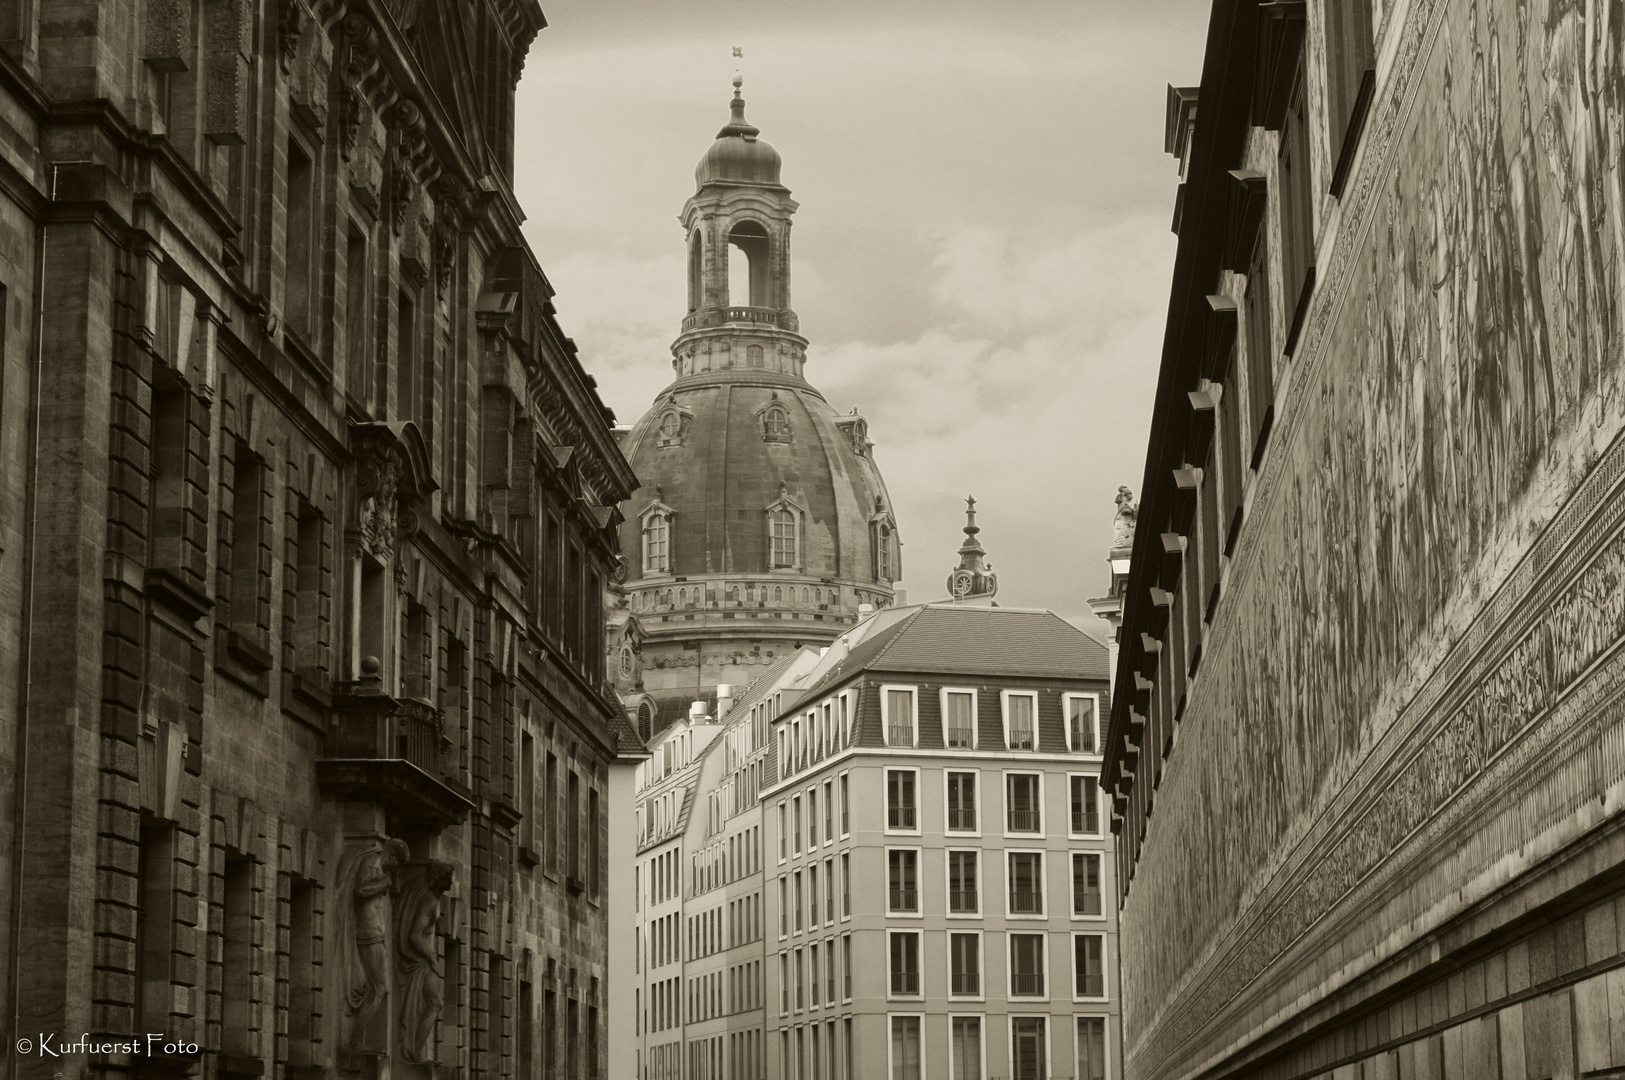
[[946, 495, 998, 601]]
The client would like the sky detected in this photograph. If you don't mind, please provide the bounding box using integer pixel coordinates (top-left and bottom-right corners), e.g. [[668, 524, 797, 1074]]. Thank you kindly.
[[512, 0, 1212, 634]]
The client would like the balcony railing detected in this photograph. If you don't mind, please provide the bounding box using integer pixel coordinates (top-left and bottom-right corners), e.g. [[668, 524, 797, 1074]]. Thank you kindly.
[[887, 724, 913, 747], [949, 890, 979, 913], [888, 889, 917, 912], [1076, 972, 1104, 997], [890, 971, 920, 995], [1008, 723, 1034, 750], [1010, 972, 1044, 996], [950, 973, 980, 995], [947, 726, 975, 748], [887, 805, 916, 829], [1074, 891, 1103, 916], [948, 807, 977, 830], [1010, 890, 1043, 915], [319, 690, 473, 827], [679, 307, 799, 333], [1007, 809, 1041, 832]]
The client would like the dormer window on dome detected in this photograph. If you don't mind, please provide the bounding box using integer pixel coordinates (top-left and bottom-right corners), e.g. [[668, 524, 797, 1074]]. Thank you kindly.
[[758, 397, 791, 443], [640, 497, 677, 575], [766, 485, 805, 570], [653, 398, 693, 448]]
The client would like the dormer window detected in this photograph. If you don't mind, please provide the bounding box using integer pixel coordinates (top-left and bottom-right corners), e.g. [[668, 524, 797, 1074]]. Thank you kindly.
[[653, 399, 692, 448], [765, 487, 805, 570], [761, 404, 791, 442], [640, 499, 677, 575]]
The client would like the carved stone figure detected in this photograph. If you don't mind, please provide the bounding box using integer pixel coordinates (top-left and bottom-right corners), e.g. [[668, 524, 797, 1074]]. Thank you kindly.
[[397, 861, 454, 1063], [358, 454, 401, 560], [1111, 486, 1138, 550], [335, 837, 410, 1052]]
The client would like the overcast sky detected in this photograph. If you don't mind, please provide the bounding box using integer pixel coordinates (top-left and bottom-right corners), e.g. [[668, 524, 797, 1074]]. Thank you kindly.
[[513, 0, 1211, 633]]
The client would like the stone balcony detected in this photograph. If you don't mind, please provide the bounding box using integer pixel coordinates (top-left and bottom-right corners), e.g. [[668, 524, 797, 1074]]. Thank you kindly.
[[316, 686, 475, 828]]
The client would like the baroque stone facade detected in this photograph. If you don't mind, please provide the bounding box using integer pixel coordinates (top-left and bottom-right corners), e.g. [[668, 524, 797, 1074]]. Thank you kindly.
[[0, 3, 639, 1080], [1104, 0, 1625, 1077]]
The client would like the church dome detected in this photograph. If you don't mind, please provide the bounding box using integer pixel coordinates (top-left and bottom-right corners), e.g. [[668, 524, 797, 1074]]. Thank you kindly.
[[695, 78, 783, 187], [619, 374, 896, 588]]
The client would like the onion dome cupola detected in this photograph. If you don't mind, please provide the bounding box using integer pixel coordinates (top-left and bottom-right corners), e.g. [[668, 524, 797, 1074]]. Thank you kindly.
[[616, 77, 902, 729]]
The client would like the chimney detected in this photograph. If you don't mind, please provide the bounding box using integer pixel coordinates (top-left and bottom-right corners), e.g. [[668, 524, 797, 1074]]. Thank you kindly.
[[716, 684, 734, 719], [688, 700, 707, 724]]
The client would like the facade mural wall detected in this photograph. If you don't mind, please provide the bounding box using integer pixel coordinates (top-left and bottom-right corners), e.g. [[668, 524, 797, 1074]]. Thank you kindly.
[[1123, 0, 1625, 1066]]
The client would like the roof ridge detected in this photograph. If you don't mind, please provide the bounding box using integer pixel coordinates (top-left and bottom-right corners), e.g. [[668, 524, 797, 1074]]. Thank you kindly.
[[864, 606, 925, 668]]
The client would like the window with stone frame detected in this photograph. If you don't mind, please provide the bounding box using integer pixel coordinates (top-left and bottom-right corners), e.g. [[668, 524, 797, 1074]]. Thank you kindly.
[[643, 510, 672, 573], [769, 507, 797, 568]]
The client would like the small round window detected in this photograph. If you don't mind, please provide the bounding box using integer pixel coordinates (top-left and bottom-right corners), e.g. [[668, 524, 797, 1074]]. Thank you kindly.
[[659, 412, 681, 438], [763, 407, 790, 438]]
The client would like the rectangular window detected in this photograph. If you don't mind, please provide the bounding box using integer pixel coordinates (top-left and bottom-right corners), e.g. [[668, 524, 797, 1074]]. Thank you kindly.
[[794, 797, 803, 855], [1077, 1017, 1108, 1080], [780, 954, 789, 1014], [780, 802, 788, 861], [1245, 230, 1274, 463], [949, 933, 980, 997], [221, 855, 253, 1054], [780, 877, 789, 937], [796, 948, 805, 1010], [944, 690, 975, 748], [841, 854, 850, 917], [1073, 853, 1103, 917], [396, 288, 417, 424], [1070, 775, 1100, 835], [1005, 692, 1036, 750], [810, 942, 821, 1008], [890, 1016, 921, 1080], [1324, 1, 1376, 195], [1011, 1017, 1048, 1080], [795, 871, 804, 932], [809, 864, 819, 926], [951, 1016, 983, 1080], [889, 932, 920, 997], [568, 771, 581, 880], [840, 774, 850, 834], [1074, 934, 1105, 998], [827, 936, 837, 1002], [1067, 695, 1097, 753], [229, 447, 265, 635], [948, 850, 979, 914], [1010, 934, 1046, 997], [1009, 852, 1044, 915], [285, 139, 314, 334], [824, 780, 833, 841], [887, 850, 918, 914], [947, 771, 977, 832], [886, 770, 917, 830], [808, 789, 818, 848], [843, 935, 852, 1000], [825, 857, 835, 925], [1006, 774, 1041, 834], [1278, 72, 1316, 356], [886, 688, 914, 747], [346, 223, 370, 392]]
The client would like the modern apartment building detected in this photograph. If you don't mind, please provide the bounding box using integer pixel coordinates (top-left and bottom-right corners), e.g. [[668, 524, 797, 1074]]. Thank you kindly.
[[763, 603, 1119, 1080], [633, 650, 823, 1080]]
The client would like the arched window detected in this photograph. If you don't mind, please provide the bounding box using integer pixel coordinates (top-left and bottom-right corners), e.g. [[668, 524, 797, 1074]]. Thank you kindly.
[[762, 406, 790, 440], [663, 589, 673, 606], [729, 586, 740, 604], [770, 507, 798, 568], [642, 511, 671, 574], [801, 587, 809, 606], [727, 219, 770, 307], [678, 587, 688, 607], [747, 344, 764, 367], [687, 230, 703, 312], [773, 586, 783, 603], [638, 702, 655, 743], [658, 412, 682, 442], [877, 524, 892, 581]]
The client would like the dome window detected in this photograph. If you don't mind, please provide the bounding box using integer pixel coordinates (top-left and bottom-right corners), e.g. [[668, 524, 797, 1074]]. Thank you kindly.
[[640, 498, 677, 575], [765, 485, 806, 570], [757, 398, 792, 444], [871, 508, 900, 584], [652, 398, 693, 448], [747, 344, 765, 367], [773, 586, 784, 603]]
